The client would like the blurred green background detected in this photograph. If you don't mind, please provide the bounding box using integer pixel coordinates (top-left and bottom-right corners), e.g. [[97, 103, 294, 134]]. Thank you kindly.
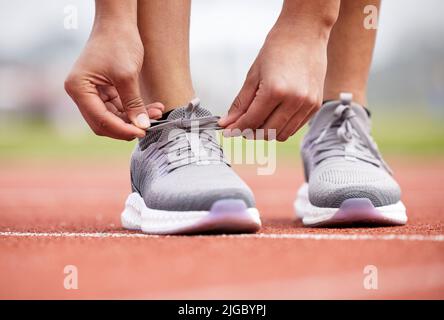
[[0, 0, 443, 161], [1, 109, 443, 160]]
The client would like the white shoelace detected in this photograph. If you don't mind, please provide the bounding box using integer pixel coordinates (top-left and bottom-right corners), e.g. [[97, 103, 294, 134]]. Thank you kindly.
[[312, 103, 393, 174], [147, 100, 227, 174]]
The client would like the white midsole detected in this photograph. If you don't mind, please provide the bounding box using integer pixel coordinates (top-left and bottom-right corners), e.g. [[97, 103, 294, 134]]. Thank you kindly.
[[294, 183, 407, 225], [121, 192, 261, 234]]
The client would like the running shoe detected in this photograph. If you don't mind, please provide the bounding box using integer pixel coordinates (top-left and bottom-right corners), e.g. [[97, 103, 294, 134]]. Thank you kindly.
[[121, 98, 261, 234], [295, 93, 407, 226]]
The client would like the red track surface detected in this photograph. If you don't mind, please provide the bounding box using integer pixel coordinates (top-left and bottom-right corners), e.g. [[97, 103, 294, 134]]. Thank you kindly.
[[0, 157, 443, 299]]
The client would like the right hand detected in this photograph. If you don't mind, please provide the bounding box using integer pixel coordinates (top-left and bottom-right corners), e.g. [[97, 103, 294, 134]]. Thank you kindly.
[[65, 25, 164, 140]]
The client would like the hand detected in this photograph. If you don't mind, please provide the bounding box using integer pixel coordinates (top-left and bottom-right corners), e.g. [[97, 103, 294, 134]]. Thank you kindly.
[[65, 25, 164, 140], [219, 21, 331, 141]]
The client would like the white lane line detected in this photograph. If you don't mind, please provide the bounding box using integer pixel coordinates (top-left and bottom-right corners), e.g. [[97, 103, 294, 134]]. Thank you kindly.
[[0, 231, 443, 242]]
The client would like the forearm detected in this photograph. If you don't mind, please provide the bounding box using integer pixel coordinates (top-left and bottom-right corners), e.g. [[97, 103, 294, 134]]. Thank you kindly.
[[275, 0, 341, 39], [93, 0, 138, 31]]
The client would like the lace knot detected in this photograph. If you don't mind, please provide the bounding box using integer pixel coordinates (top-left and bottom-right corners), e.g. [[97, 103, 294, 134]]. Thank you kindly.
[[312, 97, 393, 175], [151, 113, 227, 174]]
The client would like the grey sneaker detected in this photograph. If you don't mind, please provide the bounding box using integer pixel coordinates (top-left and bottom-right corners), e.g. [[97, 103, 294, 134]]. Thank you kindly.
[[121, 98, 261, 234], [295, 93, 407, 226]]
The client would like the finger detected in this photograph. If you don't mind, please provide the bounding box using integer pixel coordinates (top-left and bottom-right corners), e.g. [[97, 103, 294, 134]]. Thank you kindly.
[[278, 98, 321, 141], [105, 102, 130, 123], [286, 93, 322, 137], [110, 95, 124, 112], [288, 103, 319, 137], [97, 85, 118, 101], [115, 74, 151, 129], [261, 100, 301, 141], [97, 86, 124, 111], [218, 71, 258, 127], [146, 102, 164, 120], [97, 111, 145, 141], [147, 108, 162, 120], [224, 80, 288, 135], [66, 81, 145, 140], [104, 101, 120, 115], [90, 103, 145, 140], [276, 110, 307, 141]]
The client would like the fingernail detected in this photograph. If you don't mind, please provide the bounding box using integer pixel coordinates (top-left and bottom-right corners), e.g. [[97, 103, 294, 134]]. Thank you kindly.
[[223, 129, 231, 137], [136, 113, 150, 129], [219, 114, 228, 125]]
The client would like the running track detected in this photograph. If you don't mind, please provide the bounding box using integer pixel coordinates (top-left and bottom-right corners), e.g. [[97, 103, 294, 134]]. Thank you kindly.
[[0, 157, 443, 299]]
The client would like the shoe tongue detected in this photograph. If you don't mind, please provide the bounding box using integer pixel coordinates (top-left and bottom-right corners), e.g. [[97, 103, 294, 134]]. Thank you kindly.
[[309, 99, 371, 134], [165, 102, 213, 121], [139, 99, 213, 150]]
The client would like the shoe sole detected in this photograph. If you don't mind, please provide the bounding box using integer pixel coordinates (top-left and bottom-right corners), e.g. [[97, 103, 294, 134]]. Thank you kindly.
[[121, 193, 262, 235], [294, 183, 407, 227]]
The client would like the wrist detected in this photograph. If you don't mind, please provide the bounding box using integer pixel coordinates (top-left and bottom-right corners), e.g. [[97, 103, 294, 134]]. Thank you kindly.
[[275, 0, 340, 39], [93, 0, 138, 31]]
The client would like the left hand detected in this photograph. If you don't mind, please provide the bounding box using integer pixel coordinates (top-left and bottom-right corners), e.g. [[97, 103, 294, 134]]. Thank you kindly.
[[219, 22, 330, 141]]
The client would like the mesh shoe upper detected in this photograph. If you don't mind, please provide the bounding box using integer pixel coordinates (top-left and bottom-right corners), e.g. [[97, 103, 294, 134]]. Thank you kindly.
[[301, 93, 401, 208], [130, 99, 255, 211]]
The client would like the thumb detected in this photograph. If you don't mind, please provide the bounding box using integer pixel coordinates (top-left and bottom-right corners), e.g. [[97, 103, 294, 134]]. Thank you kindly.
[[116, 75, 150, 129], [218, 75, 257, 128]]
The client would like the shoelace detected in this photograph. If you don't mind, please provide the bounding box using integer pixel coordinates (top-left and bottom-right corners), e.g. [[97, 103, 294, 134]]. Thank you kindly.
[[312, 101, 393, 175], [148, 99, 227, 174]]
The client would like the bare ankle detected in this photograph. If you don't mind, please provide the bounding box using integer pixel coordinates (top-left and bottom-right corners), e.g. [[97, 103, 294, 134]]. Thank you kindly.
[[141, 75, 195, 111]]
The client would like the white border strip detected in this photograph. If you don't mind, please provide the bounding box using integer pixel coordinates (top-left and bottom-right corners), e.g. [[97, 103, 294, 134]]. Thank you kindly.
[[0, 231, 443, 242]]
